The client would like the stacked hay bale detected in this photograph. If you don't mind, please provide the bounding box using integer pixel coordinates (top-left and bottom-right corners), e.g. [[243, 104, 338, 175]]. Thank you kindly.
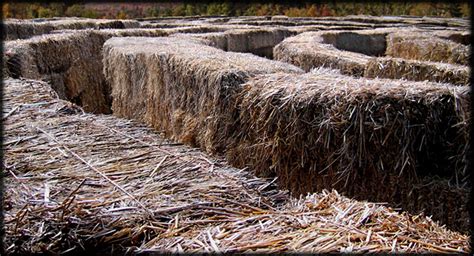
[[275, 29, 470, 85], [103, 36, 303, 152], [3, 32, 112, 113], [274, 31, 377, 76], [4, 29, 169, 113], [228, 69, 470, 232], [365, 58, 470, 86], [173, 28, 295, 58], [3, 18, 140, 40], [385, 31, 470, 65]]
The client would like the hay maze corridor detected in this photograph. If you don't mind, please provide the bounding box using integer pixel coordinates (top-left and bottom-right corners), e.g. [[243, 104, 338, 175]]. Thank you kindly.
[[2, 15, 471, 254]]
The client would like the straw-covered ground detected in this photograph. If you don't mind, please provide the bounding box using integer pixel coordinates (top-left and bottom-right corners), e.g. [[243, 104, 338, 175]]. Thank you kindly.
[[2, 78, 470, 254]]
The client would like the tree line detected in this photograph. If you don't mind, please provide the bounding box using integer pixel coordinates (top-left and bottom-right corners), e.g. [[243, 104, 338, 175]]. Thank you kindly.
[[2, 2, 470, 19]]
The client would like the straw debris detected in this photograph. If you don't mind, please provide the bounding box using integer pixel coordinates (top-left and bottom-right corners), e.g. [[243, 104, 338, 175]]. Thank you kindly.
[[3, 77, 469, 254], [4, 18, 140, 40], [227, 69, 470, 232], [386, 31, 470, 65], [103, 36, 302, 153], [365, 57, 470, 86]]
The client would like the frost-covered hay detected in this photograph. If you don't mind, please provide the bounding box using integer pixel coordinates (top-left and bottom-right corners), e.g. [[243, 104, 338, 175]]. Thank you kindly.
[[3, 77, 469, 254]]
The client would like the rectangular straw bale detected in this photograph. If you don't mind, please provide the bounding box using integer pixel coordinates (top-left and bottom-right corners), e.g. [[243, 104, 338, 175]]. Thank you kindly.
[[3, 18, 140, 40], [365, 57, 470, 86], [227, 69, 470, 231], [274, 32, 371, 76], [103, 36, 303, 152], [4, 29, 169, 113], [172, 28, 294, 58], [386, 32, 470, 65]]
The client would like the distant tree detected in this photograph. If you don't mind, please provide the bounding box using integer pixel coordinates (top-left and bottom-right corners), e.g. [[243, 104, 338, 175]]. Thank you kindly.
[[205, 3, 231, 16], [255, 4, 272, 16], [116, 10, 128, 19], [38, 7, 54, 18], [162, 7, 172, 17], [49, 3, 66, 17], [184, 4, 196, 16], [146, 7, 160, 17], [448, 3, 463, 17], [65, 4, 85, 17], [390, 2, 411, 16], [243, 4, 259, 16], [172, 4, 185, 16], [306, 4, 318, 17], [3, 3, 11, 18], [284, 7, 306, 17], [320, 4, 333, 16], [26, 4, 40, 18], [460, 3, 470, 17], [83, 8, 99, 19]]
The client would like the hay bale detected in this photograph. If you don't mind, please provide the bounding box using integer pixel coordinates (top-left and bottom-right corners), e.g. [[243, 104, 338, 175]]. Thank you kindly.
[[271, 15, 289, 21], [227, 69, 470, 232], [274, 31, 373, 76], [275, 29, 469, 86], [103, 36, 303, 152], [4, 29, 169, 113], [4, 78, 469, 253], [365, 57, 470, 86], [173, 28, 295, 58], [386, 31, 470, 65], [3, 18, 140, 40]]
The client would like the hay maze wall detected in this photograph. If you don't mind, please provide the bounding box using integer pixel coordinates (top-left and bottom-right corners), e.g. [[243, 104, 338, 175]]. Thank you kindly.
[[3, 15, 471, 235]]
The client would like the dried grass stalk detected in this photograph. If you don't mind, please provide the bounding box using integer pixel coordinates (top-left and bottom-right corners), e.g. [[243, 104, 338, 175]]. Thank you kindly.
[[3, 77, 469, 254], [4, 29, 169, 114], [227, 69, 470, 232], [173, 28, 295, 58], [102, 36, 302, 153], [275, 29, 469, 86], [4, 17, 140, 40], [385, 31, 470, 65], [365, 57, 470, 86]]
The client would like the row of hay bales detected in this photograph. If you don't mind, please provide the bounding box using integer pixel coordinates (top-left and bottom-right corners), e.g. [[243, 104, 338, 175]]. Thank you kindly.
[[225, 15, 469, 30], [173, 28, 295, 58], [4, 26, 294, 113], [3, 29, 166, 113], [3, 18, 140, 40], [103, 36, 303, 152], [274, 28, 470, 86], [102, 36, 469, 232]]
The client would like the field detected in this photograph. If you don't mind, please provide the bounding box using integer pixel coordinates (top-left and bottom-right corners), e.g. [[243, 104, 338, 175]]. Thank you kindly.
[[2, 15, 471, 254]]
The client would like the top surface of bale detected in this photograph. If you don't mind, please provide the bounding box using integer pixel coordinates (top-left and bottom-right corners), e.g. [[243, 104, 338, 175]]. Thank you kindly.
[[104, 36, 303, 74], [242, 67, 469, 109], [4, 77, 470, 254], [277, 32, 370, 61]]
